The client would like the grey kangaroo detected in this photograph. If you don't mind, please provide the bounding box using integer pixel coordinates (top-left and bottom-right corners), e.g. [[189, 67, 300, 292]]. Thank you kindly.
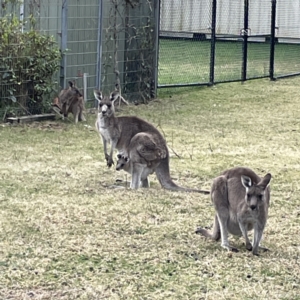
[[116, 153, 158, 188], [94, 90, 210, 193], [115, 132, 165, 189], [196, 167, 271, 255]]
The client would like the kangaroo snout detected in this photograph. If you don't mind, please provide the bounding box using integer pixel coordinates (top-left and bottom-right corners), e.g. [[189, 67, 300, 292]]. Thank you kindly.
[[250, 204, 257, 210]]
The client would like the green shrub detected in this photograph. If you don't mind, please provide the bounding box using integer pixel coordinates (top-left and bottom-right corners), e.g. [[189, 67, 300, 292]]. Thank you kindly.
[[0, 13, 61, 116]]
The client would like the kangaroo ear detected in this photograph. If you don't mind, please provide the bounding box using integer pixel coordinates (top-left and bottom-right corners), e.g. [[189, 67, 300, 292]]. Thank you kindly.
[[258, 173, 272, 189], [94, 90, 103, 102], [110, 91, 119, 102], [241, 175, 252, 189], [68, 81, 75, 88]]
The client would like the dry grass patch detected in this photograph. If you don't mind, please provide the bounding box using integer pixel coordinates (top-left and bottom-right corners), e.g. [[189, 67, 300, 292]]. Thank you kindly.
[[0, 78, 300, 299]]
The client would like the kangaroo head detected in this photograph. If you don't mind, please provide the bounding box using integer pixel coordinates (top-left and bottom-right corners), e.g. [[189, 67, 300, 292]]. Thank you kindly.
[[94, 90, 119, 117], [116, 154, 130, 171], [68, 81, 83, 97], [241, 173, 271, 211]]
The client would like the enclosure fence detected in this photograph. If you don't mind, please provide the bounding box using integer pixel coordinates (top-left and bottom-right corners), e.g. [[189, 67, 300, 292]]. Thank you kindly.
[[158, 0, 300, 88], [0, 0, 157, 118], [0, 0, 300, 118]]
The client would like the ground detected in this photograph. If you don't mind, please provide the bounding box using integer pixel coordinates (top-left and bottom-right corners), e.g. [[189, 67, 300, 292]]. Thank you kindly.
[[0, 77, 300, 299]]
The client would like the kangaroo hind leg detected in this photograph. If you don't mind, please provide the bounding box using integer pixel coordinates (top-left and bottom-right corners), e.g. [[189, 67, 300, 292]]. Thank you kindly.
[[130, 163, 144, 189], [213, 176, 238, 252]]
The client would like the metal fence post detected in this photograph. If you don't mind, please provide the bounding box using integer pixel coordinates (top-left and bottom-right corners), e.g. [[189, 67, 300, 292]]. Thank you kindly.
[[96, 0, 103, 91], [269, 0, 277, 81], [209, 0, 217, 85], [60, 0, 68, 89], [242, 0, 249, 82], [153, 0, 160, 98]]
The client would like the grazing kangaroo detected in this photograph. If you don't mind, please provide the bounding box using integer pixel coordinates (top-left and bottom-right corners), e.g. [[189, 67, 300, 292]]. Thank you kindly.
[[196, 167, 271, 255], [53, 81, 86, 124], [94, 90, 210, 193]]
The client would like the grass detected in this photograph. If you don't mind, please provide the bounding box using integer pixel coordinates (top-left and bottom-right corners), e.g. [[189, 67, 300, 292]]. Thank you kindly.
[[1, 77, 300, 299], [158, 39, 300, 85]]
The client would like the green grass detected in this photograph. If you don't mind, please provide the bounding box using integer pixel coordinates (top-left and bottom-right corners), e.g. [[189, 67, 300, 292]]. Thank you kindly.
[[1, 77, 300, 299], [158, 39, 300, 85]]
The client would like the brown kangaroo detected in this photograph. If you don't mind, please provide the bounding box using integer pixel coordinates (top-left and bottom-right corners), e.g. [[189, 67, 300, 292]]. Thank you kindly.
[[94, 90, 210, 193], [196, 167, 271, 255], [53, 81, 86, 124]]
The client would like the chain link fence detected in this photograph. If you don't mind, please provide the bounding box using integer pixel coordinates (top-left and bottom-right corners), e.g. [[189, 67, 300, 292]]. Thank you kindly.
[[158, 0, 300, 88], [0, 0, 158, 120], [1, 0, 300, 119]]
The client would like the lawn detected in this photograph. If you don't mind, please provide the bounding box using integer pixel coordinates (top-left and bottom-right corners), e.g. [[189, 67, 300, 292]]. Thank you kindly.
[[1, 77, 300, 299], [158, 38, 300, 85]]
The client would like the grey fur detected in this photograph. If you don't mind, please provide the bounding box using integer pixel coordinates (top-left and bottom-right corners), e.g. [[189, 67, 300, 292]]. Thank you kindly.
[[94, 90, 210, 193], [196, 167, 271, 255]]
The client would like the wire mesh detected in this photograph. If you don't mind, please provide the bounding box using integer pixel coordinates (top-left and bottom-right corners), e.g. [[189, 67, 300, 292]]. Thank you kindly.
[[274, 0, 300, 77], [246, 0, 271, 79], [158, 0, 300, 87], [1, 0, 300, 119], [0, 0, 62, 119], [159, 0, 212, 86], [100, 0, 157, 102], [66, 0, 99, 102], [214, 0, 243, 82]]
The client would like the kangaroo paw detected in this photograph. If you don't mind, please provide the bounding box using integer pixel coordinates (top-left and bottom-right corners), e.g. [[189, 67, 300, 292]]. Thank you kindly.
[[107, 158, 114, 168], [246, 243, 253, 251], [222, 244, 239, 253]]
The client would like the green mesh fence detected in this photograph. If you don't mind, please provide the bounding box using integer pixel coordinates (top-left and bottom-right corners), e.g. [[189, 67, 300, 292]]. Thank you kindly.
[[159, 0, 212, 86], [274, 1, 300, 77], [158, 0, 300, 88]]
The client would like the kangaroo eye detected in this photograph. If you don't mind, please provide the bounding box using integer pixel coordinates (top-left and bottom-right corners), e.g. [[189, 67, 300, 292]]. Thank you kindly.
[[99, 103, 103, 107], [107, 104, 111, 108], [258, 195, 263, 200]]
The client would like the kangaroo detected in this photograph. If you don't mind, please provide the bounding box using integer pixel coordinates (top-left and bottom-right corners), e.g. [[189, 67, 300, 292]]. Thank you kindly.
[[196, 167, 271, 255], [94, 90, 210, 193], [115, 132, 165, 188], [52, 81, 86, 124], [116, 153, 158, 188]]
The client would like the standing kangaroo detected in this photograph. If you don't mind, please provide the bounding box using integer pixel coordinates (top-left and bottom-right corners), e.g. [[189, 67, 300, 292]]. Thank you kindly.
[[116, 153, 158, 188], [115, 132, 166, 189], [94, 90, 210, 193], [196, 167, 271, 255]]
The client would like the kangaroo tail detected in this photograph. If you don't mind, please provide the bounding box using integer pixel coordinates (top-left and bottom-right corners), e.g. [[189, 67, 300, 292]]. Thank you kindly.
[[195, 214, 221, 241], [155, 155, 210, 194]]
